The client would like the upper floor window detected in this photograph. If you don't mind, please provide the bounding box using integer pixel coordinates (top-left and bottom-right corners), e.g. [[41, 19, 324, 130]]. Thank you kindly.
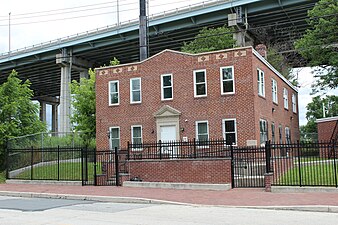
[[131, 125, 143, 150], [130, 78, 141, 103], [260, 119, 268, 145], [283, 88, 289, 109], [161, 74, 173, 100], [292, 93, 297, 113], [109, 81, 119, 106], [109, 126, 120, 150], [220, 66, 235, 94], [194, 70, 207, 97], [271, 79, 278, 104], [222, 119, 237, 145], [257, 69, 265, 97], [196, 121, 209, 145]]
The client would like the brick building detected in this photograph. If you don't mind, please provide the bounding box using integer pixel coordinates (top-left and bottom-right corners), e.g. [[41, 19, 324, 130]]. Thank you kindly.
[[95, 46, 299, 150], [316, 116, 338, 141]]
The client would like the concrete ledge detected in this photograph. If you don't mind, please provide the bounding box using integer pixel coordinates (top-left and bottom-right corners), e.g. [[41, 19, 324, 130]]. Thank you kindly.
[[123, 181, 231, 191], [6, 180, 82, 186], [272, 186, 338, 193], [241, 205, 338, 213]]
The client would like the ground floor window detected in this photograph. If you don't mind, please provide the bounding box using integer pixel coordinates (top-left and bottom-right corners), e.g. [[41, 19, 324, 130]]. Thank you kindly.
[[260, 119, 268, 145], [109, 127, 120, 150], [196, 121, 209, 145], [131, 125, 142, 150], [222, 119, 237, 145]]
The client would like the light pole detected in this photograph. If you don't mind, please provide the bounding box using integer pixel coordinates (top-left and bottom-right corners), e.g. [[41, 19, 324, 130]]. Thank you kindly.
[[9, 12, 11, 55]]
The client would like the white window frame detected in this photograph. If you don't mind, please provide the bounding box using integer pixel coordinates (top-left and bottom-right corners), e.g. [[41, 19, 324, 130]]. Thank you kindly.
[[259, 119, 268, 145], [271, 78, 278, 104], [220, 66, 235, 95], [222, 118, 237, 146], [109, 126, 120, 150], [283, 88, 289, 109], [195, 120, 209, 146], [131, 125, 143, 151], [292, 93, 297, 113], [193, 69, 207, 97], [161, 74, 173, 101], [257, 69, 265, 97], [108, 80, 119, 106], [130, 78, 141, 104]]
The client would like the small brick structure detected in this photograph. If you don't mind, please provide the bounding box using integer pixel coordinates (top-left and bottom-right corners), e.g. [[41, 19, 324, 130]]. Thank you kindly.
[[316, 116, 338, 158]]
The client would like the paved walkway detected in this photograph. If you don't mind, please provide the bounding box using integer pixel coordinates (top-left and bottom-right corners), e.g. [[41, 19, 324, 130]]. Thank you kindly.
[[0, 183, 338, 209]]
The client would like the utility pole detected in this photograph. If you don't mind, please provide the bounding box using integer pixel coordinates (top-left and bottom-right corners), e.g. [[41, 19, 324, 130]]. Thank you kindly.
[[116, 0, 119, 27], [9, 12, 11, 55], [139, 0, 148, 61]]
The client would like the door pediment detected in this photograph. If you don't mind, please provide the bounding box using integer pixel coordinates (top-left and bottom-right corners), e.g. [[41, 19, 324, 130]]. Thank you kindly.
[[153, 105, 181, 118]]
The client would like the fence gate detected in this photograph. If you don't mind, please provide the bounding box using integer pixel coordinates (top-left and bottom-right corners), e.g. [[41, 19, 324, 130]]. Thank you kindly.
[[82, 148, 126, 186], [231, 146, 268, 188]]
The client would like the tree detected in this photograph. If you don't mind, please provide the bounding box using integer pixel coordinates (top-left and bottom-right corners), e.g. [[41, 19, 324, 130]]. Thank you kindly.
[[0, 70, 46, 168], [181, 26, 236, 53], [70, 58, 120, 144], [303, 95, 338, 133], [295, 0, 338, 92]]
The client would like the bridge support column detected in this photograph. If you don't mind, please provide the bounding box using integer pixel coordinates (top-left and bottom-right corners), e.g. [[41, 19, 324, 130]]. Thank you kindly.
[[39, 101, 47, 123], [59, 65, 72, 134], [51, 103, 58, 133]]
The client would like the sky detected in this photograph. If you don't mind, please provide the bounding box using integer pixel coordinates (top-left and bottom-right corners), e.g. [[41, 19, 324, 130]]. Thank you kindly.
[[0, 0, 337, 128]]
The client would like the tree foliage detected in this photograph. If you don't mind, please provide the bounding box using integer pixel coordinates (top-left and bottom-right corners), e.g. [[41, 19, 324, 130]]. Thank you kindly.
[[295, 0, 338, 92], [181, 26, 237, 53], [0, 70, 46, 168], [303, 95, 338, 133], [267, 48, 296, 84]]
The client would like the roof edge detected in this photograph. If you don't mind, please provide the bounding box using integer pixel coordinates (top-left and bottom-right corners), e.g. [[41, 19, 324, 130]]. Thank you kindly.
[[316, 116, 338, 123]]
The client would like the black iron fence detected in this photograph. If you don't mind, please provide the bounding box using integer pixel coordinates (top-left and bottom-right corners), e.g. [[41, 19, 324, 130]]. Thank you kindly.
[[127, 139, 231, 160], [270, 141, 337, 187]]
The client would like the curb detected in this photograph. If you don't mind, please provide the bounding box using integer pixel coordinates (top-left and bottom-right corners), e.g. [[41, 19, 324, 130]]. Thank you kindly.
[[1, 190, 338, 213]]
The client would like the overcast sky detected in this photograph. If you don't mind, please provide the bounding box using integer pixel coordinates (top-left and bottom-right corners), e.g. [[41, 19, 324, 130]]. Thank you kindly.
[[0, 0, 337, 127]]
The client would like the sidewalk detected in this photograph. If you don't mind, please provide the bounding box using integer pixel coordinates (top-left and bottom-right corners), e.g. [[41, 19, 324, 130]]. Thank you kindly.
[[1, 183, 338, 212]]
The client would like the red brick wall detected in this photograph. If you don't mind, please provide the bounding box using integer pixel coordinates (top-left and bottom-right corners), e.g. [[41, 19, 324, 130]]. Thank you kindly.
[[96, 47, 299, 150], [317, 119, 338, 141], [127, 158, 231, 184]]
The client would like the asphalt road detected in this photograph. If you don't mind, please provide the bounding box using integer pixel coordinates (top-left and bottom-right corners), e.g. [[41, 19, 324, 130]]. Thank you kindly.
[[0, 196, 337, 225]]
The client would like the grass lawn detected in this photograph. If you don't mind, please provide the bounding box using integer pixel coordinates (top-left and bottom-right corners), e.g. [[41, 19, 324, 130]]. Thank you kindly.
[[0, 171, 5, 183], [278, 163, 338, 186], [14, 162, 99, 181]]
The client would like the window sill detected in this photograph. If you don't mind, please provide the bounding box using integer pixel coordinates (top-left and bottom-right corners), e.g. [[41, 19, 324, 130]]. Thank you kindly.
[[221, 92, 235, 96]]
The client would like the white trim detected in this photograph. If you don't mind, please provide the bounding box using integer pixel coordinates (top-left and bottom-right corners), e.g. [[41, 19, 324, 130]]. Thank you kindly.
[[161, 74, 173, 101], [222, 118, 237, 146], [131, 125, 143, 151], [193, 69, 207, 98], [316, 116, 338, 123], [130, 77, 142, 104], [220, 66, 235, 95], [292, 93, 297, 113], [257, 68, 265, 97], [108, 80, 119, 106], [271, 78, 278, 104], [109, 126, 120, 150], [195, 120, 209, 141]]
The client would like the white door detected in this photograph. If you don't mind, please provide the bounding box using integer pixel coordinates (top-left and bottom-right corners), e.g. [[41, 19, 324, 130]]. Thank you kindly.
[[160, 125, 177, 156]]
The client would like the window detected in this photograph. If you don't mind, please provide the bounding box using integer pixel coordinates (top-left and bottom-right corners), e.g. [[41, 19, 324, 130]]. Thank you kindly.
[[271, 122, 275, 143], [257, 69, 265, 97], [194, 70, 207, 97], [130, 78, 141, 103], [109, 127, 120, 150], [220, 66, 235, 94], [161, 74, 173, 100], [271, 79, 278, 103], [260, 119, 268, 145], [283, 88, 288, 109], [196, 121, 209, 145], [285, 127, 291, 144], [278, 124, 283, 144], [109, 81, 119, 106], [292, 93, 297, 113], [222, 119, 237, 145], [131, 125, 142, 150]]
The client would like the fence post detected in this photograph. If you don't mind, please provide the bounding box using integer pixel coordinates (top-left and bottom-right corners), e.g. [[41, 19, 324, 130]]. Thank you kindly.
[[297, 140, 302, 187], [94, 148, 97, 186], [265, 140, 271, 173], [193, 138, 197, 158], [31, 146, 34, 180], [5, 140, 9, 179], [332, 139, 337, 188], [159, 140, 162, 160], [57, 145, 60, 181], [230, 143, 234, 189], [81, 147, 84, 186], [127, 141, 130, 160], [115, 147, 120, 186]]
